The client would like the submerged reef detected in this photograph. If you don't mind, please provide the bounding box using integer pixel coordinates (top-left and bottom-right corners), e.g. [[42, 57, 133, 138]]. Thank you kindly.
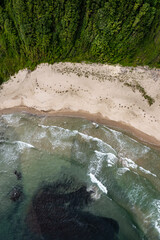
[[27, 180, 119, 240]]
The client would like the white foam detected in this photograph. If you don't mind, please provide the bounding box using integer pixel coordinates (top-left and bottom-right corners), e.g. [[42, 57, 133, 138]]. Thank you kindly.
[[38, 125, 77, 150], [39, 125, 118, 177], [39, 124, 78, 138], [153, 200, 160, 235], [92, 122, 99, 128], [95, 150, 118, 167], [88, 173, 108, 194], [15, 141, 35, 150], [121, 157, 157, 177], [87, 185, 101, 200], [144, 199, 160, 237], [103, 125, 150, 157], [103, 126, 122, 138], [121, 157, 137, 169], [117, 167, 130, 175], [106, 152, 118, 167], [88, 151, 117, 178], [38, 124, 49, 129], [0, 144, 20, 164], [0, 140, 35, 150], [127, 184, 147, 206], [38, 124, 117, 155], [2, 114, 20, 125], [139, 167, 157, 178], [89, 152, 104, 175], [79, 132, 117, 155], [37, 131, 47, 139]]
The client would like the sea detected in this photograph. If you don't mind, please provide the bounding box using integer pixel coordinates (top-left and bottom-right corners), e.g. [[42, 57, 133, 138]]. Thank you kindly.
[[0, 112, 159, 240]]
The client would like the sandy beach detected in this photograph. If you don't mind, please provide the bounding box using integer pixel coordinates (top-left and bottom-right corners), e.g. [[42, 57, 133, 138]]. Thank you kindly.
[[0, 62, 160, 149]]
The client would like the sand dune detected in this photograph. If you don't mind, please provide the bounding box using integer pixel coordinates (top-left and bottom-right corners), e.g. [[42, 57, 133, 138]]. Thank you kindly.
[[0, 62, 160, 148]]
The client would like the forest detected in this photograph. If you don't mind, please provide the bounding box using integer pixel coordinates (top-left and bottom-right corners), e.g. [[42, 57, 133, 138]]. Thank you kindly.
[[0, 0, 160, 83]]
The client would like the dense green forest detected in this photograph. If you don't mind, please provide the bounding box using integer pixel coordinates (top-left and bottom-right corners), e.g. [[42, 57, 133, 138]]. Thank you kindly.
[[0, 0, 160, 84]]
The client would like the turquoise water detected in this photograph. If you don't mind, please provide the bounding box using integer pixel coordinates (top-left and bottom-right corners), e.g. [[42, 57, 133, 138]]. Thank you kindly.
[[0, 112, 159, 240]]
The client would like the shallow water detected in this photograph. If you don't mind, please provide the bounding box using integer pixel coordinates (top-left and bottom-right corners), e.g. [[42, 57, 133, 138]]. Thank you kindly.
[[0, 112, 159, 240]]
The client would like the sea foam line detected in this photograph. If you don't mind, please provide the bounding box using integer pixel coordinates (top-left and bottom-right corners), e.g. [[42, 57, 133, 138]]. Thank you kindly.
[[88, 173, 108, 194], [103, 125, 150, 154], [0, 140, 35, 149], [121, 157, 157, 177], [14, 141, 35, 149], [38, 124, 116, 154]]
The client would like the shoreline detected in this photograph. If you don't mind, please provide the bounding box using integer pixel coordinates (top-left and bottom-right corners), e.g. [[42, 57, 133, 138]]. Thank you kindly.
[[1, 106, 160, 151], [0, 62, 160, 151]]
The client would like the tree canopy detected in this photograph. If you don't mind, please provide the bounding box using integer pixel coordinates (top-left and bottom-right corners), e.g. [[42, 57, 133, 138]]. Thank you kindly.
[[0, 0, 160, 83]]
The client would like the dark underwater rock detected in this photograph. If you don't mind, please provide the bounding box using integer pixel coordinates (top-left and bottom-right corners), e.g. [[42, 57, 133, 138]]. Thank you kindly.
[[27, 181, 119, 240], [10, 186, 23, 202], [14, 170, 22, 180]]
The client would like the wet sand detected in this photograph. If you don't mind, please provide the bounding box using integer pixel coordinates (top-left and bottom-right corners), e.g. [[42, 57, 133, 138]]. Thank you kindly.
[[1, 107, 160, 151]]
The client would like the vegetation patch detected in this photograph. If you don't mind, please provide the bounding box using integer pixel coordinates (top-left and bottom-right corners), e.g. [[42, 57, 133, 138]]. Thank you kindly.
[[124, 82, 155, 106]]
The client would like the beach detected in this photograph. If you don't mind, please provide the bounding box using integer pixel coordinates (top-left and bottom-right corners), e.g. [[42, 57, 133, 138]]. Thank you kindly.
[[0, 62, 160, 240], [0, 62, 160, 149]]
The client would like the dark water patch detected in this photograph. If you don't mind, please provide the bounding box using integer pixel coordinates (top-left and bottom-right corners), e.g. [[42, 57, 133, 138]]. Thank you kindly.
[[27, 179, 119, 240]]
